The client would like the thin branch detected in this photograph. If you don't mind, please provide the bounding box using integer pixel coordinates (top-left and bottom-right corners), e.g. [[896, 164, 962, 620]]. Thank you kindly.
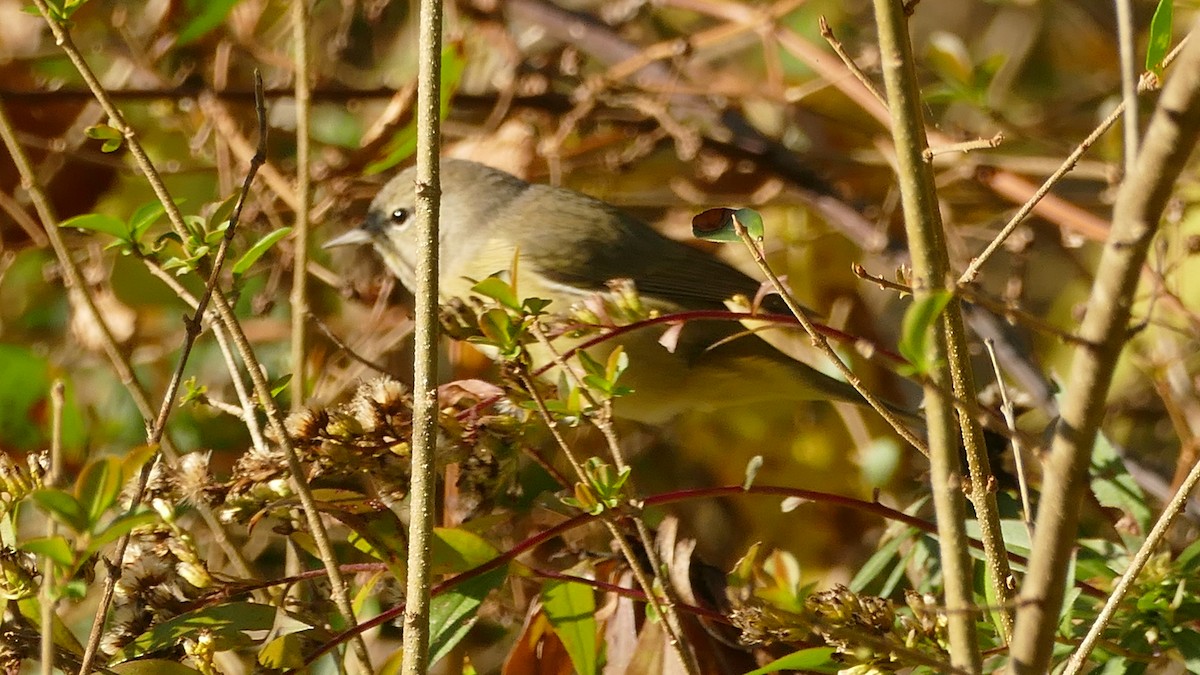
[[40, 380, 65, 675], [290, 0, 312, 411], [401, 0, 445, 670], [873, 0, 990, 664]]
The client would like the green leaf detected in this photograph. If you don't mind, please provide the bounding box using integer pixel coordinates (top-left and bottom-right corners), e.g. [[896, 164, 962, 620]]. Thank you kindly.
[[115, 602, 278, 661], [475, 308, 519, 355], [76, 456, 124, 525], [233, 227, 292, 276], [60, 213, 127, 239], [110, 659, 205, 675], [742, 647, 839, 674], [86, 510, 159, 555], [576, 350, 605, 379], [128, 202, 167, 241], [269, 374, 293, 399], [176, 0, 239, 45], [691, 207, 765, 242], [471, 276, 521, 312], [29, 489, 89, 533], [542, 572, 598, 675], [429, 565, 507, 668], [84, 124, 124, 153], [898, 291, 953, 374], [432, 527, 501, 573], [20, 535, 73, 567], [1146, 0, 1174, 77], [206, 193, 240, 231]]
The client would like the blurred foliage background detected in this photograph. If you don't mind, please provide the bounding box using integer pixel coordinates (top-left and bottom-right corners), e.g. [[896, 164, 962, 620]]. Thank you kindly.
[[2, 0, 1200, 667]]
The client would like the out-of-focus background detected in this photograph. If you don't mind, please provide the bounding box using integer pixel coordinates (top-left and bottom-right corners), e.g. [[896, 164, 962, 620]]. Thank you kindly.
[[2, 0, 1199, 667]]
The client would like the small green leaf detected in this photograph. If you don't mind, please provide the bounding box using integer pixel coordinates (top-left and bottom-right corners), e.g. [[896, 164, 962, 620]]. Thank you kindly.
[[29, 489, 90, 533], [1146, 0, 1174, 77], [206, 193, 240, 231], [605, 347, 628, 382], [60, 213, 127, 239], [432, 528, 500, 573], [691, 207, 764, 242], [471, 277, 521, 311], [76, 456, 124, 526], [269, 374, 293, 398], [898, 291, 953, 374], [233, 227, 292, 276], [127, 202, 167, 241], [87, 511, 159, 555], [523, 297, 552, 315], [84, 124, 124, 153], [926, 32, 973, 87], [576, 350, 605, 379], [542, 572, 598, 675], [20, 536, 74, 567], [742, 647, 839, 674]]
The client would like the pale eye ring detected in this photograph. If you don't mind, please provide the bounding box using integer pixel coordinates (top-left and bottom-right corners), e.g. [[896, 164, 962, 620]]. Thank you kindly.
[[391, 208, 409, 224]]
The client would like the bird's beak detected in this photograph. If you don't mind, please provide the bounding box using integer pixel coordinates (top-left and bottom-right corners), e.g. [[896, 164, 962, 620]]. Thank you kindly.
[[323, 227, 375, 249]]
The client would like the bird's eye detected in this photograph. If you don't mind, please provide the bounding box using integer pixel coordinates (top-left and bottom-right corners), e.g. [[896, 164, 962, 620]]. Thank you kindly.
[[391, 208, 409, 225]]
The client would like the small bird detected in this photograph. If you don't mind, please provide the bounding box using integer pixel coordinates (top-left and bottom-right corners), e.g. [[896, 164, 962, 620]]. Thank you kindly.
[[325, 159, 881, 424]]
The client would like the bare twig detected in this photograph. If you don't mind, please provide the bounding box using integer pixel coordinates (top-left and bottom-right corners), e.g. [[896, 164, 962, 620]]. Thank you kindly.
[[290, 0, 312, 411], [873, 0, 993, 663], [401, 0, 445, 670], [40, 380, 65, 675]]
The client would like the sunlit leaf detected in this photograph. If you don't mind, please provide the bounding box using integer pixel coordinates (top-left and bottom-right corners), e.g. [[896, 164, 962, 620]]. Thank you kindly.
[[471, 276, 521, 311], [128, 202, 167, 242], [60, 213, 127, 239], [743, 647, 839, 674], [898, 291, 953, 374], [1146, 0, 1173, 77], [432, 527, 500, 573], [542, 572, 598, 675], [20, 535, 73, 567]]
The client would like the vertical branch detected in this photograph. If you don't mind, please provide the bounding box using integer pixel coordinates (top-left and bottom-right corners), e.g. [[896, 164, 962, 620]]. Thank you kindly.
[[402, 0, 444, 671], [290, 0, 312, 409], [1010, 23, 1200, 674], [1114, 0, 1140, 166], [40, 380, 65, 675], [872, 0, 984, 669]]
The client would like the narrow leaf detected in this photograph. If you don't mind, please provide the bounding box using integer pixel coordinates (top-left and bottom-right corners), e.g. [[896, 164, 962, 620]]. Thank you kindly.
[[233, 227, 293, 276], [898, 291, 953, 373], [1146, 0, 1174, 77], [60, 213, 127, 239]]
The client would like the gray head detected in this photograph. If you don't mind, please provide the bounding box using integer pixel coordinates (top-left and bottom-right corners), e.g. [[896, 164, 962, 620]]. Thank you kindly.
[[325, 160, 531, 290]]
